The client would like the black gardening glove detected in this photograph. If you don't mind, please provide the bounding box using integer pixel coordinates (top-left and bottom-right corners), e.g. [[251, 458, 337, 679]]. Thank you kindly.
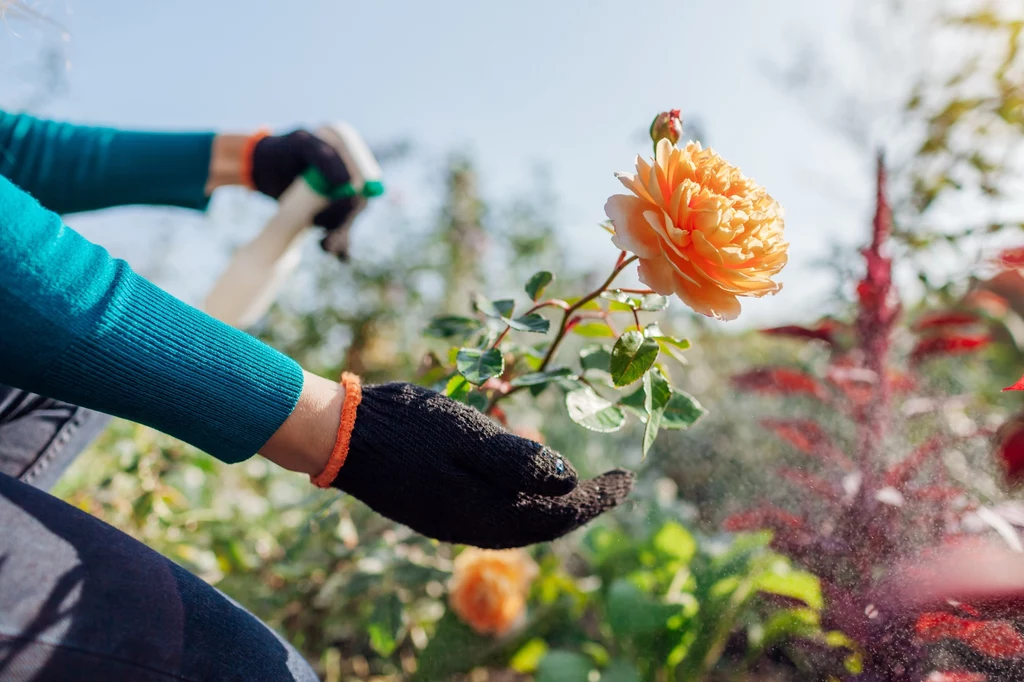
[[331, 382, 635, 549], [250, 129, 363, 260]]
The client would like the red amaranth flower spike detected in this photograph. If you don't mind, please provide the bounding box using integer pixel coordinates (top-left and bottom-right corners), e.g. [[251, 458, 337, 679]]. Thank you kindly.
[[911, 333, 991, 362], [732, 368, 828, 400], [761, 318, 844, 345], [1003, 374, 1024, 392], [995, 415, 1024, 484], [913, 311, 982, 331], [777, 468, 842, 501], [722, 506, 807, 533], [916, 612, 1024, 658], [760, 418, 855, 471]]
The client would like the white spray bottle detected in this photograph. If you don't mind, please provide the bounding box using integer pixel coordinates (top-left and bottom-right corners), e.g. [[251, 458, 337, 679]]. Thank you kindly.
[[204, 122, 383, 328]]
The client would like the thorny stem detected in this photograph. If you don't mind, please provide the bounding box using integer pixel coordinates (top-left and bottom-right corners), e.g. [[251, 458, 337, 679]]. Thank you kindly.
[[484, 253, 640, 414]]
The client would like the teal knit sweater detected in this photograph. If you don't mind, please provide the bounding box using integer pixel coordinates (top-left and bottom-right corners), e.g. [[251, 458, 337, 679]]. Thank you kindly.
[[0, 111, 305, 463]]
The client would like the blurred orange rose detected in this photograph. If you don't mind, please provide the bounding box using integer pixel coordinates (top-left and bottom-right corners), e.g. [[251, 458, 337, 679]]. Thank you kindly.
[[605, 138, 787, 321], [448, 548, 538, 636]]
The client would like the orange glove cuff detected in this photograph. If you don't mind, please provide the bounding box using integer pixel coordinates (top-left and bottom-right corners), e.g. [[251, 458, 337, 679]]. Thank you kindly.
[[310, 372, 363, 488], [239, 128, 271, 190]]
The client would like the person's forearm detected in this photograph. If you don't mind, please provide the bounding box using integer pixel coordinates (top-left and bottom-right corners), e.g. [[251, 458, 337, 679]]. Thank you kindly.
[[205, 133, 249, 193], [0, 173, 307, 464], [261, 370, 341, 476], [0, 110, 217, 215]]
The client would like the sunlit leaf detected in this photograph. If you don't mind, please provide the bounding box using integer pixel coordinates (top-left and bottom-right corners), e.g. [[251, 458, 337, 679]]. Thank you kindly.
[[639, 294, 669, 311], [563, 296, 603, 311], [423, 315, 484, 339], [661, 391, 706, 430], [510, 367, 574, 387], [466, 392, 488, 412], [456, 347, 504, 385], [572, 322, 614, 338], [653, 521, 696, 564], [580, 344, 612, 372], [602, 659, 642, 682], [606, 579, 677, 637], [509, 638, 548, 673], [601, 289, 634, 304], [366, 593, 402, 657], [566, 387, 627, 433], [642, 368, 671, 458], [610, 331, 659, 387], [535, 651, 592, 682], [643, 322, 664, 338], [756, 568, 823, 610], [444, 375, 471, 402], [505, 313, 550, 334], [473, 294, 515, 319], [525, 271, 554, 301]]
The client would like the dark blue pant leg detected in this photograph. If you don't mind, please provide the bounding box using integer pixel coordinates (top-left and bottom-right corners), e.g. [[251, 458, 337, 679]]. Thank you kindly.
[[0, 386, 110, 491], [0, 386, 320, 681]]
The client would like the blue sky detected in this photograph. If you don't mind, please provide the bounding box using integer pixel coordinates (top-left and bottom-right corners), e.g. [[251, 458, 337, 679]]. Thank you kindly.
[[2, 0, 885, 327]]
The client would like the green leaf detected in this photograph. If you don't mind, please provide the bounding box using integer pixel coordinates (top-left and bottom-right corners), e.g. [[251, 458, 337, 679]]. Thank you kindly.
[[525, 271, 554, 301], [606, 579, 677, 637], [644, 368, 672, 412], [601, 289, 634, 304], [580, 344, 612, 372], [643, 323, 690, 364], [661, 391, 706, 430], [535, 651, 592, 682], [566, 387, 627, 432], [653, 521, 697, 564], [510, 638, 548, 673], [619, 385, 647, 418], [643, 322, 665, 338], [755, 608, 822, 650], [366, 593, 403, 657], [505, 313, 550, 334], [474, 294, 515, 319], [639, 293, 669, 311], [466, 392, 488, 412], [572, 322, 614, 338], [413, 612, 489, 681], [610, 331, 659, 387], [444, 375, 471, 402], [423, 315, 483, 339], [510, 367, 574, 387], [642, 368, 671, 458], [657, 337, 691, 365], [580, 642, 610, 667], [456, 347, 505, 385], [756, 566, 824, 610], [564, 296, 602, 311], [602, 659, 642, 682]]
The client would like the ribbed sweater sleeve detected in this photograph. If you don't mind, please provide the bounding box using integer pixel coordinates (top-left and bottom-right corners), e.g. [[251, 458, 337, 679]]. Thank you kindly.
[[0, 110, 214, 214], [0, 174, 304, 463]]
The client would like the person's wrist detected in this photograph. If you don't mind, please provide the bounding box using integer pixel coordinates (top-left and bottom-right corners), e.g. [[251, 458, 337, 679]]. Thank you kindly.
[[259, 370, 344, 477], [205, 133, 247, 193]]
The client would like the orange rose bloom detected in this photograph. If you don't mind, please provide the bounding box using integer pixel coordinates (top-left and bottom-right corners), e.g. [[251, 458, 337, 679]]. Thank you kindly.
[[448, 548, 537, 636], [605, 138, 788, 321]]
